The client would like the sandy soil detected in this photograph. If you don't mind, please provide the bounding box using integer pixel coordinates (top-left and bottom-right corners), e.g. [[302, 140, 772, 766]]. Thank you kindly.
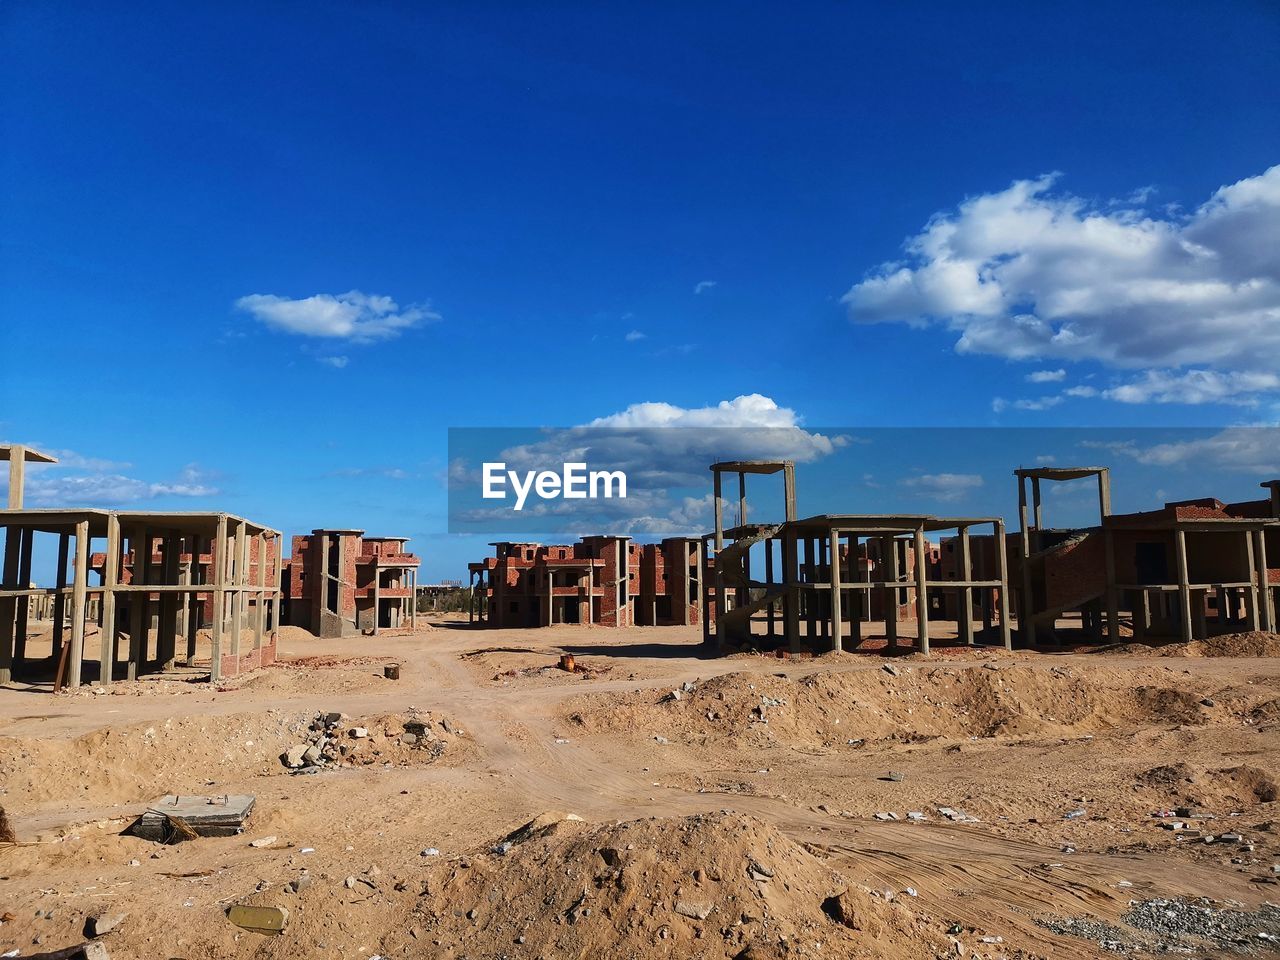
[[1, 617, 1277, 959]]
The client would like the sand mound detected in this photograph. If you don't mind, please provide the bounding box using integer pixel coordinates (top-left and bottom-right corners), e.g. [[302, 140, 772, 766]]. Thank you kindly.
[[562, 666, 1246, 752], [389, 812, 953, 959], [0, 708, 472, 814], [1162, 631, 1280, 658], [1135, 762, 1279, 809]]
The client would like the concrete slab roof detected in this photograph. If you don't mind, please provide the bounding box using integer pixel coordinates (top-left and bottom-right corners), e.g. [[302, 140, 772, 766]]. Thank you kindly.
[[1014, 466, 1107, 481], [791, 514, 930, 532], [0, 444, 57, 464], [922, 517, 1002, 532], [710, 460, 793, 475], [0, 509, 281, 536]]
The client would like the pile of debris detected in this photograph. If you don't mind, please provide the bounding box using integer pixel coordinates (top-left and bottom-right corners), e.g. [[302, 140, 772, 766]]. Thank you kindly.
[[384, 811, 965, 960], [1039, 897, 1280, 954], [280, 710, 454, 771]]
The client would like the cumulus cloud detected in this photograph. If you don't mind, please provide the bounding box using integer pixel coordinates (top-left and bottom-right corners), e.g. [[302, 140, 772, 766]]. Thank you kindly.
[[236, 290, 438, 343], [1026, 369, 1066, 383], [694, 280, 717, 295], [624, 330, 647, 342], [844, 165, 1280, 382], [449, 394, 846, 535], [1090, 427, 1280, 474], [11, 456, 221, 507], [900, 472, 984, 501], [1101, 369, 1280, 405]]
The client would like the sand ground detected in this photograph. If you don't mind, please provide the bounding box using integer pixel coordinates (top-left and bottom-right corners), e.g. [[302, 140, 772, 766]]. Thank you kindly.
[[1, 617, 1277, 959]]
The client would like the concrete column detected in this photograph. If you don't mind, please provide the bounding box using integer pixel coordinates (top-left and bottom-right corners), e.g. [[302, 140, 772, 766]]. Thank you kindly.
[[210, 516, 227, 682], [410, 568, 417, 629], [737, 472, 747, 528], [99, 514, 121, 685], [159, 532, 180, 669], [68, 519, 89, 689], [12, 528, 33, 672], [128, 527, 149, 680], [884, 537, 899, 651], [373, 565, 381, 635], [783, 528, 800, 654], [1017, 475, 1036, 648], [1243, 532, 1260, 631], [254, 532, 266, 650], [1103, 526, 1120, 643], [1175, 528, 1193, 644], [829, 529, 843, 654], [271, 536, 283, 640], [230, 521, 247, 661], [0, 523, 18, 683], [993, 519, 1013, 655], [186, 535, 201, 664], [7, 446, 26, 509], [913, 526, 930, 655], [1254, 529, 1273, 632], [1133, 590, 1149, 642], [958, 528, 974, 646], [52, 531, 69, 661], [764, 537, 775, 638]]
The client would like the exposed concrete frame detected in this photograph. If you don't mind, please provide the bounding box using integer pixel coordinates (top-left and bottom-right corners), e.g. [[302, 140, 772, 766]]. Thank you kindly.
[[923, 517, 1013, 651], [1013, 466, 1112, 648], [0, 509, 281, 687]]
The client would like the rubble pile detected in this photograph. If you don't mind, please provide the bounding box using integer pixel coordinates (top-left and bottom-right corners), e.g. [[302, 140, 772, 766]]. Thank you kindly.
[[279, 710, 456, 771]]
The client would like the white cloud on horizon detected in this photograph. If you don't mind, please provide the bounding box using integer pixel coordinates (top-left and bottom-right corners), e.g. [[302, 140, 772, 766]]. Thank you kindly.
[[236, 290, 438, 343]]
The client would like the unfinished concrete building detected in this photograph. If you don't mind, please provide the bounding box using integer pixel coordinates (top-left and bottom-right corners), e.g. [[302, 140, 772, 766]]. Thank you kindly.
[[702, 461, 1012, 656], [282, 530, 420, 638], [1013, 467, 1279, 646], [467, 536, 633, 627], [0, 444, 283, 687]]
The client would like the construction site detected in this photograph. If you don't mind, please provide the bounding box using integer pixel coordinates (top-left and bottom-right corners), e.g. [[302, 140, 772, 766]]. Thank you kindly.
[[3, 443, 1280, 960]]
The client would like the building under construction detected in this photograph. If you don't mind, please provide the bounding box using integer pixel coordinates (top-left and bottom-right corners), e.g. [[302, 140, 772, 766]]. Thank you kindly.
[[467, 535, 707, 628], [701, 461, 1012, 655], [0, 445, 283, 688], [281, 530, 420, 638], [1013, 467, 1278, 646]]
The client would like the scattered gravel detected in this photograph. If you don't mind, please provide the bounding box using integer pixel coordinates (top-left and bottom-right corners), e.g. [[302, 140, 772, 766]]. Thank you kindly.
[[1039, 897, 1280, 955]]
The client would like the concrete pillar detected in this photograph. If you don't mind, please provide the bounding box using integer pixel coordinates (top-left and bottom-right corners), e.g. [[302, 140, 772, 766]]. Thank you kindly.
[[210, 516, 227, 682], [1243, 531, 1260, 632], [883, 537, 899, 651], [128, 526, 149, 680], [1103, 526, 1120, 643], [0, 523, 18, 683], [994, 520, 1012, 650], [12, 528, 33, 672], [52, 532, 69, 662], [829, 530, 843, 654], [230, 521, 247, 661], [7, 445, 30, 509], [1254, 529, 1273, 632], [764, 538, 775, 638], [186, 535, 201, 665], [913, 526, 930, 655], [783, 528, 800, 654], [99, 514, 120, 686], [254, 532, 266, 650], [1017, 475, 1036, 648], [68, 519, 89, 689], [958, 528, 974, 646], [1175, 528, 1193, 644]]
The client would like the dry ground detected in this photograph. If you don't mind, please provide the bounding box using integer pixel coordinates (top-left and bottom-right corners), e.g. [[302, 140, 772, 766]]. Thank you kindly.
[[1, 617, 1278, 959]]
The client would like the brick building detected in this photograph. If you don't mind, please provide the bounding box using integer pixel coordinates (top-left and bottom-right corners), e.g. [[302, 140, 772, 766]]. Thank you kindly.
[[467, 536, 707, 628], [282, 529, 420, 638]]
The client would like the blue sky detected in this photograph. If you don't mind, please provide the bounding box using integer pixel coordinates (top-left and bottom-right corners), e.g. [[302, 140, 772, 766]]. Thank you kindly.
[[2, 2, 1278, 578]]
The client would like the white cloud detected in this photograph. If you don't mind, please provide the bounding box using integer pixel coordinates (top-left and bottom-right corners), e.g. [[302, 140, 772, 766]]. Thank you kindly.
[[1064, 385, 1099, 398], [1095, 427, 1280, 474], [844, 165, 1280, 385], [901, 472, 984, 501], [694, 280, 717, 295], [1026, 368, 1066, 383], [624, 330, 647, 342], [991, 395, 1063, 412], [318, 355, 349, 368], [4, 453, 221, 507], [236, 290, 438, 343], [449, 394, 846, 535], [1101, 369, 1280, 405]]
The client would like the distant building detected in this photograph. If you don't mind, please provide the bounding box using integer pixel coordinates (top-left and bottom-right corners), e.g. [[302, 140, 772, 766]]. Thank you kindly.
[[282, 530, 419, 638], [467, 536, 707, 628]]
